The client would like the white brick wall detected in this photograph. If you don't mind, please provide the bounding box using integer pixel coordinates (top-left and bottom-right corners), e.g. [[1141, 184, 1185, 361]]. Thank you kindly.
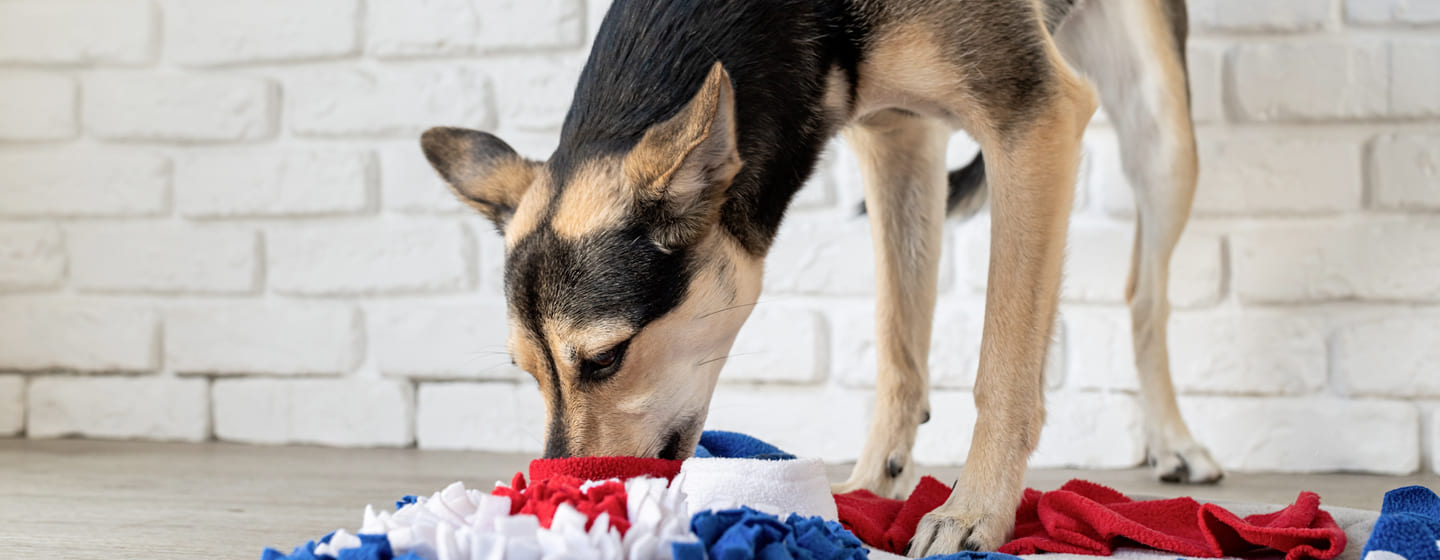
[[0, 0, 1435, 475]]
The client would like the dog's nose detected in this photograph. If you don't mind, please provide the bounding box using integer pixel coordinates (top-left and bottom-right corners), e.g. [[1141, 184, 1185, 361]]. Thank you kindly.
[[542, 437, 571, 459]]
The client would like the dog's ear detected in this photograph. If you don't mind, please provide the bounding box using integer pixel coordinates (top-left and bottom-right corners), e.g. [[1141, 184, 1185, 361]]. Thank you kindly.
[[421, 127, 540, 229], [625, 62, 743, 250]]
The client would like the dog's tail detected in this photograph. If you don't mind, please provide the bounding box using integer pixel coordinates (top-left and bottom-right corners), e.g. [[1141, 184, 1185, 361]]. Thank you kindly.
[[855, 152, 989, 219]]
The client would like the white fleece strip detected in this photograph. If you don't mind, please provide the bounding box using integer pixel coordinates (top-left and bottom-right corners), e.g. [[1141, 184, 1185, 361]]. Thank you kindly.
[[676, 457, 838, 521]]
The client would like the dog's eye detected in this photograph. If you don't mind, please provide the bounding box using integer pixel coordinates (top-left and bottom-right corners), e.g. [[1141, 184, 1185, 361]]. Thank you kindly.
[[579, 340, 630, 382]]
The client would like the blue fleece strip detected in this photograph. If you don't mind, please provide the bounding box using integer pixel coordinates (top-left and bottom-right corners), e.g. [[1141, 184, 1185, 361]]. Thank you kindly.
[[1362, 485, 1440, 560], [694, 430, 797, 460], [674, 506, 868, 560]]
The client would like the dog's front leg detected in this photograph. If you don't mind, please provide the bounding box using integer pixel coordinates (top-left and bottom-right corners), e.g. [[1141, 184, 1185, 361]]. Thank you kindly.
[[908, 69, 1096, 555], [833, 109, 949, 500]]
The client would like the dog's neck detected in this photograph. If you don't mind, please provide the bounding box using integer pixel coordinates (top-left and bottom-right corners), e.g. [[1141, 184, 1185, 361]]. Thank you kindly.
[[552, 0, 867, 255]]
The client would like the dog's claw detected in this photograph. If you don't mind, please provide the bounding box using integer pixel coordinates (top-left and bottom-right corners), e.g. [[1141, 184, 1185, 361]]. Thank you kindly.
[[908, 502, 1011, 557]]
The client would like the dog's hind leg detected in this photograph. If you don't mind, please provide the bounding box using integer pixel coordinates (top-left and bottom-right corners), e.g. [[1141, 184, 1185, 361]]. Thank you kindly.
[[833, 108, 950, 500], [1055, 0, 1223, 483]]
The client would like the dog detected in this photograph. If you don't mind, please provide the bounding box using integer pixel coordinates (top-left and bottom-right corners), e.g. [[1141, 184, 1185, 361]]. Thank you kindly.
[[420, 0, 1222, 554]]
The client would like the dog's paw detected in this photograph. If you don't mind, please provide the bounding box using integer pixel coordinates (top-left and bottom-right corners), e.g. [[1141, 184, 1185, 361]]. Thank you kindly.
[[908, 501, 1013, 557], [1149, 442, 1224, 484], [832, 451, 918, 500]]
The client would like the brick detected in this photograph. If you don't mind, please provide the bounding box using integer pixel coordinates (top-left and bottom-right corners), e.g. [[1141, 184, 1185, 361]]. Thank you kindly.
[[1066, 309, 1329, 395], [472, 220, 507, 297], [0, 299, 157, 372], [765, 218, 875, 296], [0, 376, 23, 436], [913, 391, 978, 466], [268, 221, 470, 295], [1231, 41, 1388, 121], [1335, 314, 1440, 398], [707, 386, 871, 462], [1195, 137, 1361, 215], [1189, 0, 1331, 31], [165, 0, 358, 66], [176, 150, 372, 218], [0, 0, 153, 65], [486, 55, 586, 131], [416, 382, 544, 452], [85, 74, 272, 141], [27, 377, 206, 441], [1391, 40, 1440, 117], [1063, 221, 1224, 307], [722, 308, 826, 384], [1187, 45, 1225, 124], [368, 301, 521, 379], [1372, 134, 1440, 210], [1181, 397, 1419, 474], [1347, 0, 1440, 24], [0, 73, 76, 140], [1233, 222, 1440, 302], [366, 0, 584, 57], [0, 223, 64, 291], [165, 303, 361, 376], [1032, 392, 1145, 468], [287, 66, 490, 137], [213, 379, 413, 447], [1433, 412, 1440, 475], [379, 143, 464, 214], [0, 151, 169, 217], [68, 224, 257, 294], [833, 301, 1062, 390]]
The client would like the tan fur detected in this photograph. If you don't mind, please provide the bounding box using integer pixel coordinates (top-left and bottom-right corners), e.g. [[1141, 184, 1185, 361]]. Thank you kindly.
[[551, 160, 632, 240], [832, 109, 949, 500], [502, 173, 552, 248], [1055, 0, 1221, 483]]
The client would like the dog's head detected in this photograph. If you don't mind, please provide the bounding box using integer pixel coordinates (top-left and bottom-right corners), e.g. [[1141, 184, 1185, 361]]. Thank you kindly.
[[421, 63, 759, 460]]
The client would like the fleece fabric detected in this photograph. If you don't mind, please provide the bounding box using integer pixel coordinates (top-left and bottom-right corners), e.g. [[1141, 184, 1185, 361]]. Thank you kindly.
[[1361, 485, 1440, 560]]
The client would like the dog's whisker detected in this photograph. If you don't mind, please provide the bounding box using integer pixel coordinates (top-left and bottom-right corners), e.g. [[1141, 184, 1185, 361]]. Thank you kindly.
[[695, 300, 760, 320], [694, 350, 765, 368]]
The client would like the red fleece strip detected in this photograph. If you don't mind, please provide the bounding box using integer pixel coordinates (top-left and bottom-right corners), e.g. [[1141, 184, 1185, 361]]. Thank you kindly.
[[492, 472, 633, 535], [528, 457, 683, 482], [835, 478, 1346, 560]]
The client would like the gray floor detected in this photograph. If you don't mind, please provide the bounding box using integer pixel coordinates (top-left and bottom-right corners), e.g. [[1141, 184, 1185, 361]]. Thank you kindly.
[[2, 439, 1435, 560]]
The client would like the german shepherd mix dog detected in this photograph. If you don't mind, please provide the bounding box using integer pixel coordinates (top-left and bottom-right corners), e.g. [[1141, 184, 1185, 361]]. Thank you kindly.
[[421, 0, 1221, 554]]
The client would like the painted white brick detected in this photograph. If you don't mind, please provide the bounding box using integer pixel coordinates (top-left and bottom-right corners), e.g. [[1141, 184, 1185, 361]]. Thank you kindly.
[[1347, 0, 1440, 24], [1390, 40, 1440, 117], [369, 301, 520, 379], [0, 376, 23, 436], [1195, 137, 1361, 215], [0, 73, 76, 141], [287, 66, 490, 137], [833, 301, 1064, 390], [722, 308, 826, 384], [380, 143, 465, 214], [1335, 314, 1440, 398], [1233, 222, 1440, 303], [176, 150, 371, 218], [0, 299, 157, 372], [1033, 392, 1146, 468], [213, 378, 413, 447], [765, 218, 875, 296], [1066, 309, 1328, 395], [913, 391, 978, 466], [367, 0, 584, 57], [1063, 221, 1224, 307], [416, 381, 544, 452], [706, 386, 871, 462], [1189, 0, 1331, 31], [166, 303, 362, 376], [0, 223, 64, 291], [1372, 134, 1440, 211], [1230, 41, 1388, 121], [0, 0, 153, 64], [0, 151, 169, 217], [486, 55, 587, 131], [68, 224, 257, 294], [474, 222, 508, 297], [1433, 412, 1440, 475], [165, 0, 359, 66], [1181, 396, 1420, 474], [85, 74, 272, 142], [27, 377, 207, 441], [268, 221, 470, 295], [1188, 45, 1225, 124]]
